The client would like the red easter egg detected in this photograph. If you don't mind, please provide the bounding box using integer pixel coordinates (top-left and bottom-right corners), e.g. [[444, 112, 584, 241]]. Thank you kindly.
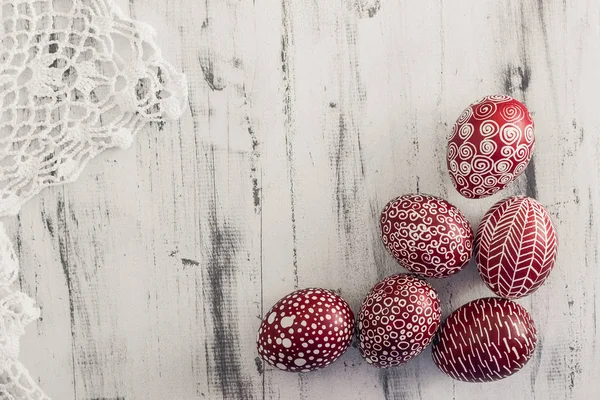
[[256, 288, 354, 372], [432, 297, 537, 382], [476, 196, 558, 299], [380, 194, 474, 278], [357, 274, 441, 367], [447, 95, 535, 199]]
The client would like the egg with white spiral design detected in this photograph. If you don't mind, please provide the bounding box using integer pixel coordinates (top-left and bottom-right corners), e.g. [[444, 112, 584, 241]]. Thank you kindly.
[[357, 274, 441, 368], [447, 95, 535, 199], [380, 194, 474, 278]]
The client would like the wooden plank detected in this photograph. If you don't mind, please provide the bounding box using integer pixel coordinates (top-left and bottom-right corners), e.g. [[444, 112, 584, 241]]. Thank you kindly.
[[4, 0, 599, 399]]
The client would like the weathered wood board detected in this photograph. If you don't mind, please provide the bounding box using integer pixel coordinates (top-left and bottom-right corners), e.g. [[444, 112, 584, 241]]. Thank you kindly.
[[4, 0, 599, 398]]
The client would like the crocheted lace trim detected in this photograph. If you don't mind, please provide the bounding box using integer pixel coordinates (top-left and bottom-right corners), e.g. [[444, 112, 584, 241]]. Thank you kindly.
[[0, 0, 188, 397]]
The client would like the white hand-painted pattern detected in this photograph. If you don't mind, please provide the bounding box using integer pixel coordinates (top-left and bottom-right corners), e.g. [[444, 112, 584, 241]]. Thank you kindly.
[[447, 95, 535, 199], [380, 194, 473, 278], [0, 0, 187, 397], [476, 196, 558, 299], [357, 274, 441, 368], [257, 289, 354, 372], [432, 297, 537, 382]]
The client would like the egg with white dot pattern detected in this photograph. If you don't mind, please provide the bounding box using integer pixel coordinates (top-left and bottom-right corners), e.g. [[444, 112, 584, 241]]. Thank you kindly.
[[257, 288, 355, 372], [357, 274, 441, 368]]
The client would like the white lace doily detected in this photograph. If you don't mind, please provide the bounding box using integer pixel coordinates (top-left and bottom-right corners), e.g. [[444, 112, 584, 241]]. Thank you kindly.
[[0, 0, 188, 398]]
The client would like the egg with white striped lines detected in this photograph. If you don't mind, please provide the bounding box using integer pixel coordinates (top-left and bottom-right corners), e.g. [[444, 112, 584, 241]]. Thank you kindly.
[[256, 288, 354, 372], [432, 297, 537, 382]]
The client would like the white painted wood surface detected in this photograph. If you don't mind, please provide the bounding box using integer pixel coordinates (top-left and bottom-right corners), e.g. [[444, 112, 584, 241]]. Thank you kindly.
[[4, 0, 600, 398]]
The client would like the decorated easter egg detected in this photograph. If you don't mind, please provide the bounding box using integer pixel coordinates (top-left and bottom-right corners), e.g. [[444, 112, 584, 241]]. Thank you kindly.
[[256, 288, 354, 372], [476, 196, 558, 299], [357, 274, 441, 367], [446, 95, 535, 199], [432, 297, 537, 382], [380, 194, 474, 278]]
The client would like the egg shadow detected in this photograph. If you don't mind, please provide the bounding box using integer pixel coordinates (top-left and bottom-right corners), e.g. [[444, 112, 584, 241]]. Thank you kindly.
[[369, 261, 493, 396], [255, 258, 494, 397], [428, 258, 491, 319], [376, 346, 450, 393]]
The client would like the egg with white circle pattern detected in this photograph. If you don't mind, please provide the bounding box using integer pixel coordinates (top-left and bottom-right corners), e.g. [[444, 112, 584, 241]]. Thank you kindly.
[[357, 274, 441, 368], [446, 95, 535, 199], [257, 288, 355, 372]]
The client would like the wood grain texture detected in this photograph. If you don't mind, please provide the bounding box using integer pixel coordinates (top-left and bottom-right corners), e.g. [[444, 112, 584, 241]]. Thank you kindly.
[[2, 0, 599, 399]]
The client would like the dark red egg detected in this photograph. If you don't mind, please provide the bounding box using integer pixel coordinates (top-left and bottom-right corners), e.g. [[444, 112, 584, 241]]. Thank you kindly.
[[432, 297, 537, 382], [357, 274, 441, 367], [380, 194, 474, 278], [476, 196, 558, 299], [257, 288, 354, 372], [447, 95, 535, 199]]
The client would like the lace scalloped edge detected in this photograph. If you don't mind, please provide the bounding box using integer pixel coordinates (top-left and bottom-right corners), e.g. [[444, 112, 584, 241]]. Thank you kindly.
[[0, 0, 188, 398]]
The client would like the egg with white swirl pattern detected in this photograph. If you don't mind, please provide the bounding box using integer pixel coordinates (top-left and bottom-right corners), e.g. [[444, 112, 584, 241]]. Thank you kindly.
[[447, 95, 535, 199], [380, 194, 474, 278]]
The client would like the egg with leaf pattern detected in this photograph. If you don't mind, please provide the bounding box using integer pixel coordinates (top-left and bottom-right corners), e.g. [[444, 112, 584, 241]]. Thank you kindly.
[[476, 196, 558, 299]]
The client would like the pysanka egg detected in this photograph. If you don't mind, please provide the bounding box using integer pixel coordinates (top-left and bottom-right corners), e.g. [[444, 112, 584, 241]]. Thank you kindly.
[[476, 196, 558, 299], [432, 297, 537, 382], [256, 288, 354, 372], [447, 95, 535, 199], [357, 274, 441, 367], [380, 194, 474, 278]]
